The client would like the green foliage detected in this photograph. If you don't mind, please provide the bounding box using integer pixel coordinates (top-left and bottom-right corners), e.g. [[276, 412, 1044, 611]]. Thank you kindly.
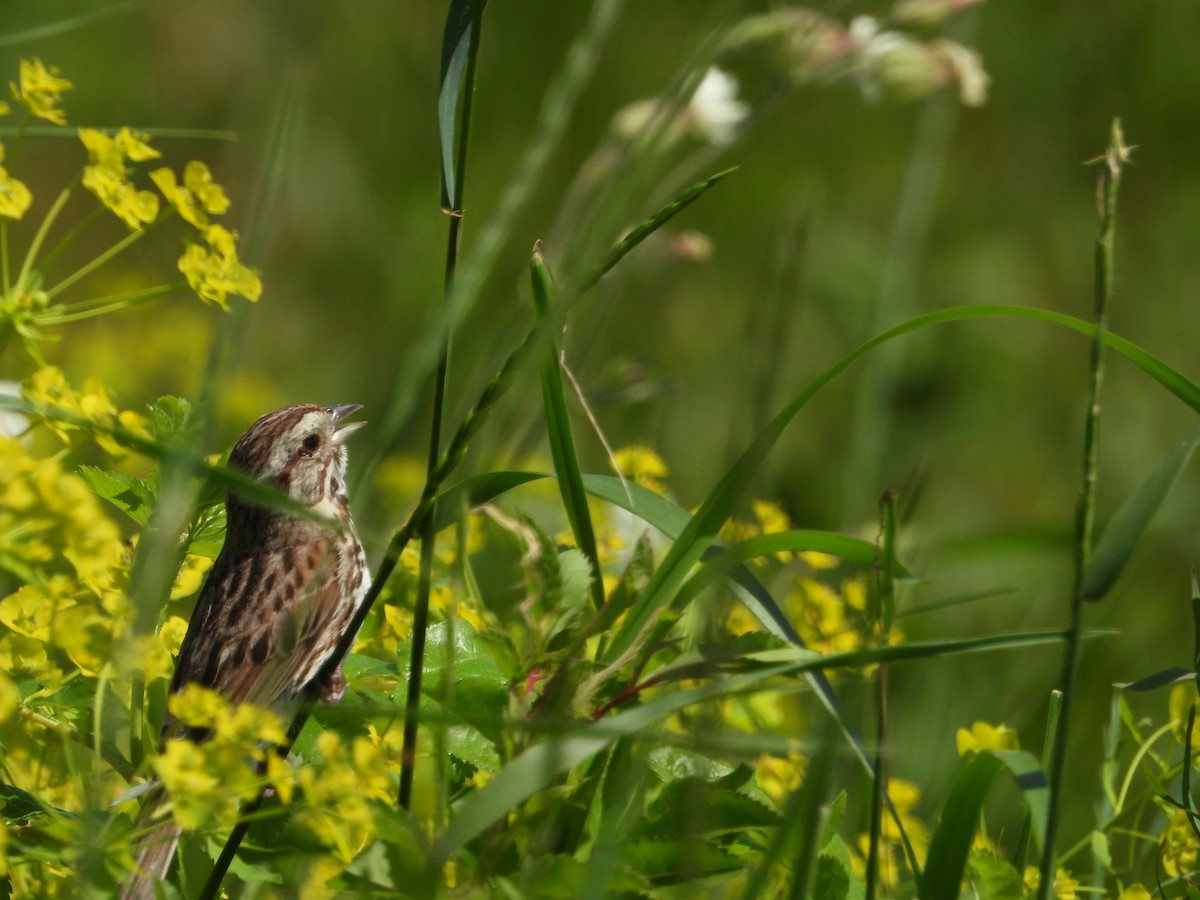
[[3, 2, 1200, 898]]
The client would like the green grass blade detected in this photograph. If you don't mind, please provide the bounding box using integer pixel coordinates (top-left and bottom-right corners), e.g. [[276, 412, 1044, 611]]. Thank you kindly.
[[530, 250, 604, 610], [922, 751, 1005, 900], [438, 0, 488, 209], [600, 302, 1200, 664], [0, 4, 132, 47], [1080, 421, 1200, 600]]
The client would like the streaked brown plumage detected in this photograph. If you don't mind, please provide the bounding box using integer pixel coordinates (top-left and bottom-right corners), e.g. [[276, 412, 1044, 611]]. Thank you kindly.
[[120, 404, 369, 899]]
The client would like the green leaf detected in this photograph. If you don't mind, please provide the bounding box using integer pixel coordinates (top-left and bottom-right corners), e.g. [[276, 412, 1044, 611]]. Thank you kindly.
[[438, 0, 487, 209], [922, 751, 1005, 900], [992, 750, 1049, 854], [620, 839, 742, 886], [431, 664, 796, 863], [965, 849, 1025, 900], [815, 835, 864, 900], [530, 250, 604, 612], [419, 622, 509, 737], [633, 783, 780, 840], [78, 465, 155, 526], [1081, 421, 1200, 600]]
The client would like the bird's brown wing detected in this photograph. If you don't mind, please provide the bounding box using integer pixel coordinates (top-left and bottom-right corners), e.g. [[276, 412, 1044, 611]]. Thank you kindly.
[[166, 538, 344, 732]]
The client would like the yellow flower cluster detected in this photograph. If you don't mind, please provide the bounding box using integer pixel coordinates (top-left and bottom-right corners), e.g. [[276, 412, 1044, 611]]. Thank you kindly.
[[0, 58, 68, 220], [955, 720, 1019, 756], [151, 161, 230, 228], [22, 365, 150, 455], [177, 223, 263, 309], [754, 746, 807, 806], [1022, 865, 1080, 899], [0, 59, 261, 310], [153, 685, 290, 831], [853, 778, 928, 890], [80, 126, 162, 229], [0, 142, 31, 220], [9, 58, 73, 125], [296, 731, 394, 863], [611, 443, 670, 495], [0, 437, 127, 680]]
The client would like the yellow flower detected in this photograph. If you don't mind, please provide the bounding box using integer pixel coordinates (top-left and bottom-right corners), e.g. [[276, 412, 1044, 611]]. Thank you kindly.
[[800, 550, 838, 570], [170, 554, 213, 600], [0, 578, 75, 641], [51, 603, 112, 676], [752, 499, 793, 561], [1169, 682, 1200, 748], [22, 365, 150, 456], [178, 223, 262, 309], [168, 682, 232, 729], [1161, 809, 1199, 877], [151, 161, 231, 228], [755, 749, 807, 806], [10, 59, 72, 125], [1118, 885, 1152, 900], [612, 444, 669, 494], [0, 143, 31, 220], [154, 739, 225, 830], [1022, 866, 1079, 899], [79, 127, 161, 229], [956, 721, 1020, 757], [159, 615, 189, 655], [297, 732, 392, 862]]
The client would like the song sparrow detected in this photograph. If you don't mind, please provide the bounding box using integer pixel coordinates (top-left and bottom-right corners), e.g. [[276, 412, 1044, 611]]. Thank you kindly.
[[121, 403, 369, 899]]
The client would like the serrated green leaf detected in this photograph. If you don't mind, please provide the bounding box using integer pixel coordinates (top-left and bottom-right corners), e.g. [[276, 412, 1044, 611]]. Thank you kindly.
[[147, 395, 195, 444], [418, 622, 510, 741], [1081, 421, 1200, 600], [634, 783, 780, 840], [965, 848, 1024, 900], [822, 791, 847, 851], [78, 465, 155, 526], [815, 855, 850, 900], [185, 503, 226, 558], [620, 838, 741, 885]]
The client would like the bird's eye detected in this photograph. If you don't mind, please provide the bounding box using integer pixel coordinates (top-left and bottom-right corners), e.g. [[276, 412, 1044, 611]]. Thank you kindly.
[[300, 433, 321, 455]]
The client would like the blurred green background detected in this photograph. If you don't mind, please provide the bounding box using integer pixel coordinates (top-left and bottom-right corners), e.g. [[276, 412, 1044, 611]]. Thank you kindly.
[[5, 0, 1200, 837]]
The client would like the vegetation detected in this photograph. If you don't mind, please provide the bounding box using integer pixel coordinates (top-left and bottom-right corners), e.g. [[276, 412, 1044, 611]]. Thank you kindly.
[[3, 1, 1200, 897]]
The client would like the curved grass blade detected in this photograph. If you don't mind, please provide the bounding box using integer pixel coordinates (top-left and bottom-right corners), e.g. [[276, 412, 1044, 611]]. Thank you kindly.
[[601, 303, 1200, 665], [923, 748, 1049, 900], [438, 0, 488, 210], [531, 249, 604, 610], [1080, 421, 1200, 600], [922, 751, 1005, 900], [0, 3, 132, 48]]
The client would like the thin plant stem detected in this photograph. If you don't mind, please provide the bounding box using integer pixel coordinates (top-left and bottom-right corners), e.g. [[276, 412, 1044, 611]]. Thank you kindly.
[[39, 282, 181, 323], [399, 0, 485, 813], [44, 221, 150, 300], [1038, 118, 1129, 899], [16, 187, 72, 292]]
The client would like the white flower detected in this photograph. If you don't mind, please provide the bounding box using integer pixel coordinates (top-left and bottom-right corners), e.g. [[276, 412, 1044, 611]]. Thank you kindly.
[[0, 382, 27, 438], [687, 67, 749, 146]]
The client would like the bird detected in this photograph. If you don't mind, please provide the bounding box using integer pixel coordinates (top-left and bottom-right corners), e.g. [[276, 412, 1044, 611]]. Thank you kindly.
[[120, 403, 369, 899]]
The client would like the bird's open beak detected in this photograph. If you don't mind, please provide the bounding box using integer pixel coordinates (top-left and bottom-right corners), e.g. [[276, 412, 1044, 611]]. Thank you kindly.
[[327, 404, 365, 443]]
